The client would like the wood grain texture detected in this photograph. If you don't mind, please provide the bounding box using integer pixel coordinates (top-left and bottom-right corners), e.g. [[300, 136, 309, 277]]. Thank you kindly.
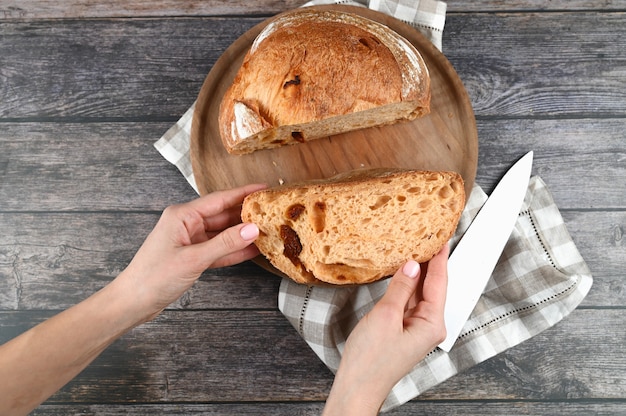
[[0, 211, 281, 310], [0, 18, 259, 120], [0, 0, 302, 19], [1, 309, 623, 403], [2, 0, 626, 19], [0, 122, 198, 211], [191, 5, 477, 199], [0, 0, 624, 414], [0, 209, 622, 310], [30, 401, 626, 416], [473, 118, 626, 209], [443, 12, 626, 118], [0, 118, 623, 211], [0, 310, 334, 403], [0, 14, 625, 120]]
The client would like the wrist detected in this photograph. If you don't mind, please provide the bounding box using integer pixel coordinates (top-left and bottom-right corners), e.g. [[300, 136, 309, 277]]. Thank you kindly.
[[103, 269, 159, 329], [323, 373, 390, 416], [324, 389, 383, 416]]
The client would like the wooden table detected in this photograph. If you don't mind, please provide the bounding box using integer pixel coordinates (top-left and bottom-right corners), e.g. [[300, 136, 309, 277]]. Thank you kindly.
[[1, 1, 624, 414]]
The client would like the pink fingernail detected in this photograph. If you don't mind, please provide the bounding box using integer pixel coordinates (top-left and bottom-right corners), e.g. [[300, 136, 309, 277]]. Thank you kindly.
[[402, 260, 420, 279], [240, 223, 259, 241]]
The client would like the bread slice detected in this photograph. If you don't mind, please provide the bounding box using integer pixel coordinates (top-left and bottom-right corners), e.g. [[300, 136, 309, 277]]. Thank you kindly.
[[219, 8, 430, 155], [241, 169, 465, 285]]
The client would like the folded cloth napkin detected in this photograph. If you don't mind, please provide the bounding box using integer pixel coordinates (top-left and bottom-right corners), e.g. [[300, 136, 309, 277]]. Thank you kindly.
[[154, 0, 593, 412]]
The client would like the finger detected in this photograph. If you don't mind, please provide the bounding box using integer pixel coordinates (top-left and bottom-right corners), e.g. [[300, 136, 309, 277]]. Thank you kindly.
[[188, 183, 267, 219], [186, 222, 260, 271], [421, 243, 450, 312], [203, 205, 245, 232], [378, 260, 421, 313], [403, 244, 450, 344], [210, 244, 261, 269]]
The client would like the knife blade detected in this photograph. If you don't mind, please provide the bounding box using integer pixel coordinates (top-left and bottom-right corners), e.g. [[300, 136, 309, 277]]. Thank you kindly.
[[438, 151, 534, 352]]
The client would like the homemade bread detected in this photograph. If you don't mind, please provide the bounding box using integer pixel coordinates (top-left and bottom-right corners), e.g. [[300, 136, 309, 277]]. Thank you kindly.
[[241, 169, 465, 285], [219, 8, 431, 155]]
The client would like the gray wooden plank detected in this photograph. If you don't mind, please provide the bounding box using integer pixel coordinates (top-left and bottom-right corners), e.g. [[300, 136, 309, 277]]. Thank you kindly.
[[0, 2, 622, 415], [0, 14, 625, 120], [31, 401, 626, 416], [0, 211, 281, 311], [1, 309, 623, 403], [33, 403, 328, 416], [0, 18, 259, 120], [2, 0, 626, 20], [443, 12, 626, 117], [421, 309, 626, 401], [473, 118, 626, 209], [0, 208, 622, 310], [447, 0, 626, 12], [0, 310, 334, 403], [560, 210, 625, 307], [0, 1, 301, 19], [0, 122, 197, 212], [0, 119, 624, 211]]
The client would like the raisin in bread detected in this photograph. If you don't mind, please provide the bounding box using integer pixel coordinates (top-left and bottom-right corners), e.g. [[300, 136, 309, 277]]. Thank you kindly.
[[219, 8, 430, 155], [241, 169, 465, 285]]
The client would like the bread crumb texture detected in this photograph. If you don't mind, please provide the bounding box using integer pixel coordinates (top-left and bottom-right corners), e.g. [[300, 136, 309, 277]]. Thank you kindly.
[[242, 169, 464, 285]]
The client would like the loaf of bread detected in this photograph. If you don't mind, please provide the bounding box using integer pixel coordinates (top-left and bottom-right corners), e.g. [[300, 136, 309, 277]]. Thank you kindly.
[[241, 169, 465, 285], [219, 8, 431, 155]]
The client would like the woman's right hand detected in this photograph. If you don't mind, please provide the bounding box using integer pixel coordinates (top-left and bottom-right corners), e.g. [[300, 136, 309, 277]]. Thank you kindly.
[[323, 244, 450, 415]]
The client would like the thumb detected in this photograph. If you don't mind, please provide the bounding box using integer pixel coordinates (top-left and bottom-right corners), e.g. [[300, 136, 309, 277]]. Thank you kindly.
[[187, 222, 260, 271], [379, 260, 421, 310]]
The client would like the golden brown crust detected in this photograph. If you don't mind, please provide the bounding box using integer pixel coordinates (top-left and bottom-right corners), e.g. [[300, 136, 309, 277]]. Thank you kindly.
[[218, 8, 430, 155], [241, 169, 465, 285]]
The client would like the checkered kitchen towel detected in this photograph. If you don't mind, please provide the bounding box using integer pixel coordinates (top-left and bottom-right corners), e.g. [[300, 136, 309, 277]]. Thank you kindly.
[[154, 1, 593, 412]]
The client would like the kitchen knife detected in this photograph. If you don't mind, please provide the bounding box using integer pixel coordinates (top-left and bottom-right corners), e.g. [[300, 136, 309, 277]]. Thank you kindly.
[[438, 151, 534, 352]]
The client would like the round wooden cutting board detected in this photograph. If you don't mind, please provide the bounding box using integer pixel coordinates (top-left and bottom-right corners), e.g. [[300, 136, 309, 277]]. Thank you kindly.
[[191, 4, 478, 201]]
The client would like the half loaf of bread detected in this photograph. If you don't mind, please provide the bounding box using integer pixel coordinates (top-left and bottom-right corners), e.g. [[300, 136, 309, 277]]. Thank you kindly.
[[241, 169, 465, 285], [219, 8, 431, 155]]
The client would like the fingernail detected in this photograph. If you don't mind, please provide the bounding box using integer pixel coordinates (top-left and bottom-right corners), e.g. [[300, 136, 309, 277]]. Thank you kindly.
[[402, 260, 420, 279], [240, 223, 259, 241]]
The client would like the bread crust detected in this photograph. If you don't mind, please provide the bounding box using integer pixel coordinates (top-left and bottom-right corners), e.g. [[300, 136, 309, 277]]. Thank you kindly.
[[219, 8, 430, 155], [241, 169, 465, 285]]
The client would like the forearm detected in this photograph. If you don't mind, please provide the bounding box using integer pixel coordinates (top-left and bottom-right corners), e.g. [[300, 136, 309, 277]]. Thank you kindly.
[[323, 387, 384, 416], [322, 367, 391, 416], [0, 272, 148, 415]]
